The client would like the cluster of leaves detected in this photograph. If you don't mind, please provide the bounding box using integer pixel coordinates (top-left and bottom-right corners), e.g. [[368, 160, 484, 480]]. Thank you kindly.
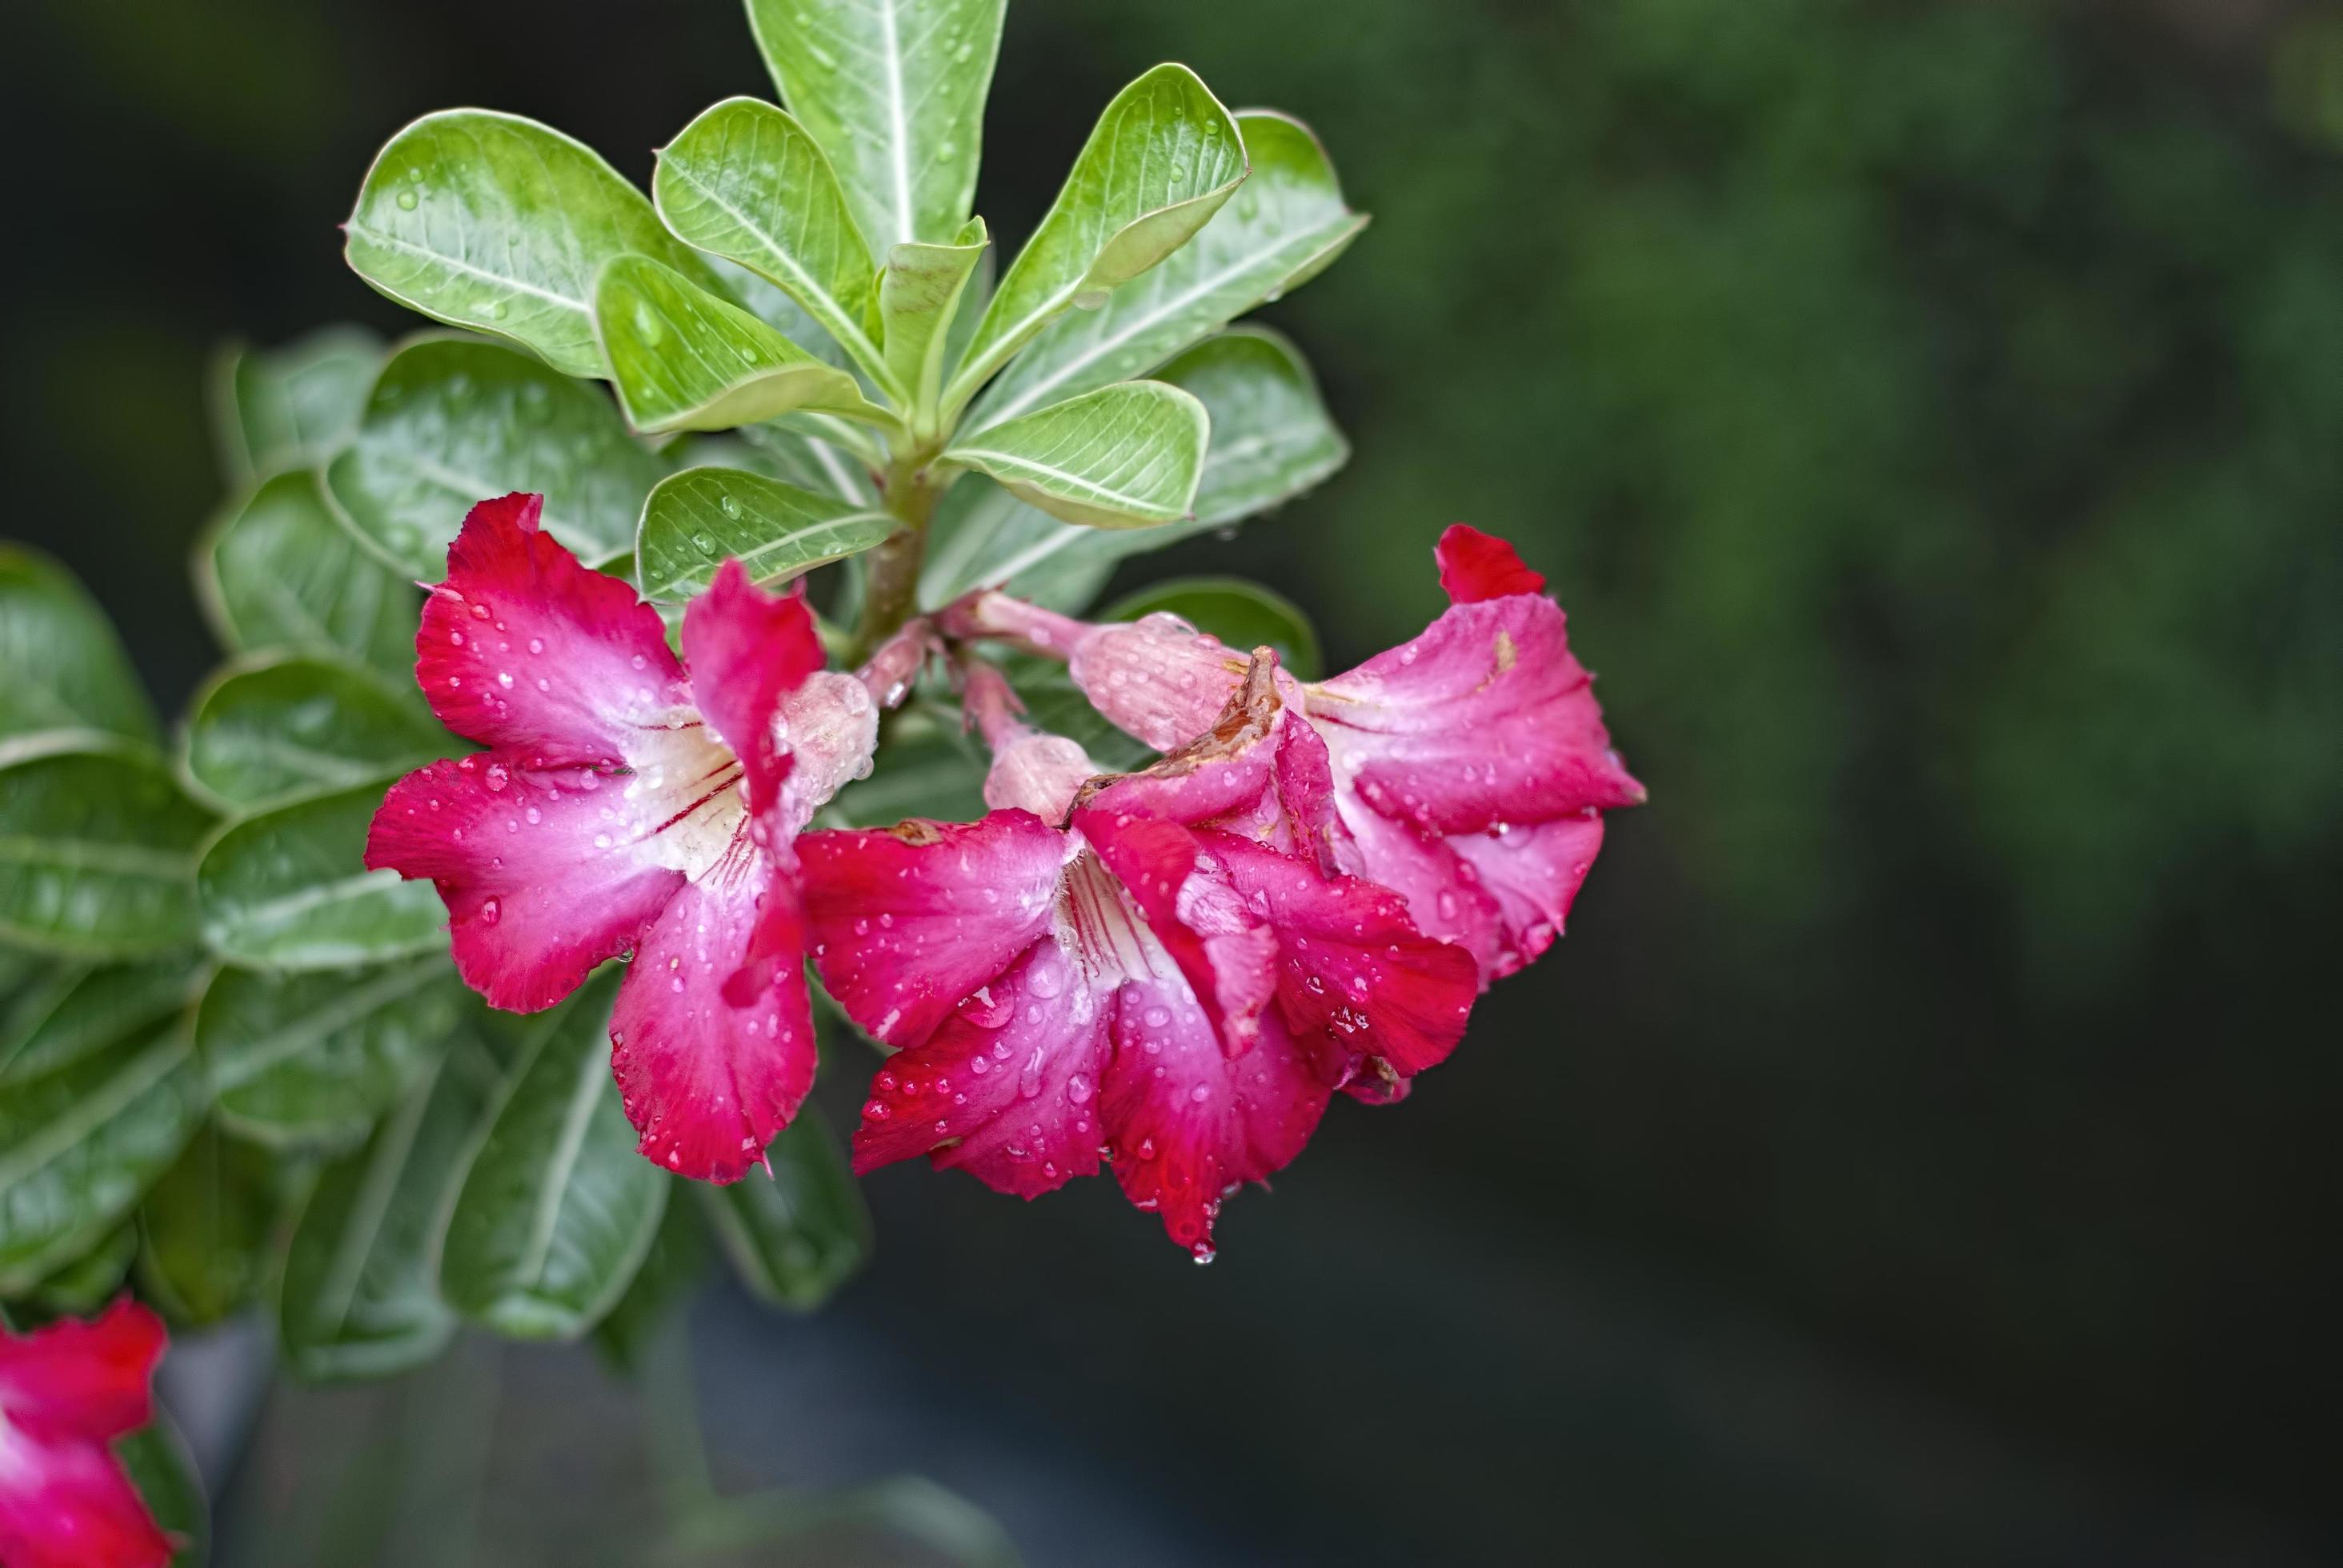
[[0, 0, 1356, 1446]]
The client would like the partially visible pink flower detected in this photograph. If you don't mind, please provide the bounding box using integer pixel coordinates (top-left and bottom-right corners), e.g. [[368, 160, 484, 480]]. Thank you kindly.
[[949, 524, 1644, 983], [0, 1298, 173, 1568], [365, 494, 878, 1181]]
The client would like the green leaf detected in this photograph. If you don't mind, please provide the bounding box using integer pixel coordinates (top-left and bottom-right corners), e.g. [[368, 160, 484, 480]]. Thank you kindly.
[[922, 327, 1347, 610], [883, 218, 990, 426], [28, 1223, 138, 1316], [118, 1415, 211, 1568], [636, 466, 894, 602], [0, 1003, 206, 1294], [943, 380, 1208, 528], [698, 1105, 870, 1311], [652, 97, 891, 390], [948, 64, 1246, 409], [197, 782, 447, 971], [998, 654, 1150, 774], [591, 1193, 710, 1374], [278, 1039, 500, 1380], [326, 337, 668, 579], [821, 705, 987, 826], [0, 736, 214, 958], [730, 422, 879, 503], [970, 110, 1364, 431], [439, 968, 668, 1339], [1102, 576, 1322, 681], [194, 470, 420, 677], [135, 1124, 283, 1327], [183, 654, 453, 811], [743, 0, 1006, 253], [595, 256, 886, 436], [345, 110, 715, 378], [210, 326, 384, 485], [0, 959, 202, 1084], [198, 957, 467, 1149], [0, 545, 156, 746]]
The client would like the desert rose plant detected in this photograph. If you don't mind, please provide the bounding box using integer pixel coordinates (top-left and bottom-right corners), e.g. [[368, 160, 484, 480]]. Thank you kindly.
[[0, 0, 1638, 1557]]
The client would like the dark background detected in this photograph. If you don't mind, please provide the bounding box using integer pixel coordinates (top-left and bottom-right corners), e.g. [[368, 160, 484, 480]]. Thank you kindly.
[[6, 0, 2341, 1562]]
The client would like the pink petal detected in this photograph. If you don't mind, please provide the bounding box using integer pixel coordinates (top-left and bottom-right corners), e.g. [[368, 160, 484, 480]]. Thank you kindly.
[[1328, 795, 1509, 978], [1066, 613, 1248, 750], [851, 938, 1113, 1198], [0, 1299, 161, 1444], [1103, 981, 1331, 1258], [366, 754, 686, 1012], [1077, 815, 1277, 1057], [610, 848, 815, 1182], [983, 732, 1096, 822], [1445, 811, 1608, 978], [1435, 522, 1547, 603], [0, 1434, 173, 1568], [679, 560, 824, 819], [415, 494, 687, 766], [800, 813, 1069, 1050]]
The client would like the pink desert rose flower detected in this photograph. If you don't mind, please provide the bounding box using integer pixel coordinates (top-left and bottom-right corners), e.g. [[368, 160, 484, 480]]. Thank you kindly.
[[0, 1298, 173, 1568], [798, 658, 1477, 1257], [948, 525, 1645, 983], [364, 493, 879, 1182]]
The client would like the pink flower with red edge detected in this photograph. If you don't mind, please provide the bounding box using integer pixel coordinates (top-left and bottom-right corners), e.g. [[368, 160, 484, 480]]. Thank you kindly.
[[952, 524, 1646, 986], [0, 1298, 173, 1568], [798, 656, 1479, 1258], [363, 494, 879, 1182]]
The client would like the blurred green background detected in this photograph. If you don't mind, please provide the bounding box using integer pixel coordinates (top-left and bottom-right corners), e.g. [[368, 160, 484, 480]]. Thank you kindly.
[[5, 0, 2341, 1562]]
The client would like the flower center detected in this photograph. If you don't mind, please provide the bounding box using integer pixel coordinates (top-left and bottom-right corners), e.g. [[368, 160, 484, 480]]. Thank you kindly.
[[1057, 845, 1176, 990], [617, 721, 747, 879]]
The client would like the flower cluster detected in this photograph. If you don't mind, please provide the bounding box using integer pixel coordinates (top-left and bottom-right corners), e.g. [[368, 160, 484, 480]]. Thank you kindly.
[[0, 1299, 174, 1568], [369, 500, 1640, 1258]]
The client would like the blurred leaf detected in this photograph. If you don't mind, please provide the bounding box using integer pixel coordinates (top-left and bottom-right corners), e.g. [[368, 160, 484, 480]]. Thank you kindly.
[[182, 654, 453, 810], [822, 704, 987, 826], [697, 1105, 870, 1312], [944, 380, 1207, 527], [1, 960, 201, 1085], [666, 1475, 1021, 1568], [196, 782, 446, 970], [0, 736, 214, 958], [999, 654, 1149, 774], [208, 326, 383, 485], [440, 968, 668, 1339], [194, 470, 420, 677], [28, 1222, 138, 1316], [0, 544, 157, 746], [117, 1414, 210, 1568], [883, 218, 991, 424], [1102, 576, 1320, 680], [344, 110, 715, 378], [135, 1123, 282, 1327], [652, 96, 891, 391], [591, 1190, 711, 1375], [0, 1002, 206, 1294], [278, 1038, 499, 1380], [595, 256, 886, 435], [198, 957, 466, 1149], [970, 110, 1364, 432], [743, 0, 1004, 254], [637, 467, 893, 602], [949, 64, 1246, 408], [735, 421, 879, 502], [326, 337, 667, 579]]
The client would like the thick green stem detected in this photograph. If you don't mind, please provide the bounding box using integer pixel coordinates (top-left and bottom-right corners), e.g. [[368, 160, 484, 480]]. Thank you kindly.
[[855, 451, 947, 659]]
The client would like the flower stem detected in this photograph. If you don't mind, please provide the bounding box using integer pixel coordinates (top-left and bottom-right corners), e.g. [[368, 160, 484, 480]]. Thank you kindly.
[[855, 450, 947, 661]]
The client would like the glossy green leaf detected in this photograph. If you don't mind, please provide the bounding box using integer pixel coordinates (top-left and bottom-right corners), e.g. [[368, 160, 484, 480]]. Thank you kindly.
[[652, 97, 891, 389], [820, 705, 987, 826], [591, 1194, 711, 1374], [595, 256, 885, 436], [943, 380, 1207, 528], [735, 421, 880, 502], [28, 1222, 138, 1315], [0, 546, 156, 746], [0, 1005, 206, 1294], [971, 111, 1364, 431], [883, 218, 989, 426], [439, 969, 668, 1339], [118, 1415, 210, 1568], [345, 110, 715, 378], [948, 64, 1246, 408], [0, 737, 214, 958], [636, 466, 894, 602], [698, 1105, 870, 1311], [183, 654, 453, 811], [278, 1038, 501, 1380], [210, 326, 384, 485], [1103, 576, 1322, 681], [135, 1124, 283, 1327], [743, 0, 1005, 252], [326, 338, 667, 579], [194, 470, 420, 677], [0, 960, 202, 1084], [923, 328, 1347, 610], [197, 782, 447, 971], [198, 957, 466, 1148]]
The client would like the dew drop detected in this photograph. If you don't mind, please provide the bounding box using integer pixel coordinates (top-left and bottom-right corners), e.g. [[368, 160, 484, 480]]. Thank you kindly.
[[395, 189, 419, 210]]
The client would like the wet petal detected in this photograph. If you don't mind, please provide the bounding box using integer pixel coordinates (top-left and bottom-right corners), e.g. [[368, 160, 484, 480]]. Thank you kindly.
[[0, 1434, 173, 1568], [983, 732, 1096, 822], [1076, 816, 1277, 1057], [1434, 522, 1547, 603], [0, 1299, 161, 1444], [679, 559, 825, 818], [1067, 612, 1248, 750], [1328, 794, 1508, 978], [1445, 811, 1608, 979]]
